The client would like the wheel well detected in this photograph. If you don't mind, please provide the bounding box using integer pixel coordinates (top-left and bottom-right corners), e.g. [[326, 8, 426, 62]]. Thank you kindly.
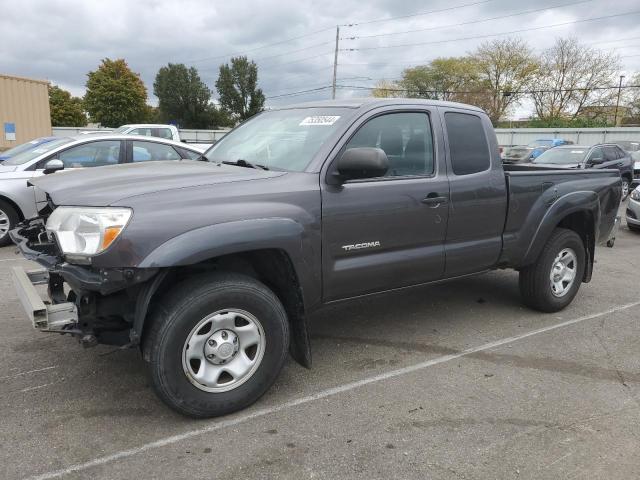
[[556, 210, 595, 282], [144, 249, 312, 367], [0, 195, 24, 221]]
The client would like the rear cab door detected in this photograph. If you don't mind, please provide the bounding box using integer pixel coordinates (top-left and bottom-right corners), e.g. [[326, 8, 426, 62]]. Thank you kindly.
[[320, 104, 449, 301], [439, 107, 507, 277]]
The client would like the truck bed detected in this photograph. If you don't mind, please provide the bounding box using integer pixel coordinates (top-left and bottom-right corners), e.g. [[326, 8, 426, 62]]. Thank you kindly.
[[499, 165, 622, 267]]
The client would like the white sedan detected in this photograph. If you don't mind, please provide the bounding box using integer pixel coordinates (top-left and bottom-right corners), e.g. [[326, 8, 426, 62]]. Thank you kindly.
[[0, 134, 204, 246]]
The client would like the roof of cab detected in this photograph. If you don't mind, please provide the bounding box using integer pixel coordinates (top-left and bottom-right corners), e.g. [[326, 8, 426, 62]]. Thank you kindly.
[[273, 97, 485, 113]]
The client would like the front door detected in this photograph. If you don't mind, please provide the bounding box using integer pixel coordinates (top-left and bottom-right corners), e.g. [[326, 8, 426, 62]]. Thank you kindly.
[[321, 110, 449, 302]]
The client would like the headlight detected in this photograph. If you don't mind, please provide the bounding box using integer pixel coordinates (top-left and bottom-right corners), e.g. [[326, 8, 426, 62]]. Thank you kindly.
[[46, 207, 132, 256], [631, 188, 640, 201]]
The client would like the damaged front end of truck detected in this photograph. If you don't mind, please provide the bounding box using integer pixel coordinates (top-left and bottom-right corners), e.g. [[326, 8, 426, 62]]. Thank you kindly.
[[10, 216, 159, 349]]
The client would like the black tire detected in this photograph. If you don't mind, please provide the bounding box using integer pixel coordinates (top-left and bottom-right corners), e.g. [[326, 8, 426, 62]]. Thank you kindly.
[[143, 272, 289, 418], [519, 228, 585, 313], [628, 222, 640, 232], [0, 199, 19, 247]]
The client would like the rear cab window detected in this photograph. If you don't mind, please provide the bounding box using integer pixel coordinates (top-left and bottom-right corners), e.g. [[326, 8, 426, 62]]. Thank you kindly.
[[444, 112, 490, 175]]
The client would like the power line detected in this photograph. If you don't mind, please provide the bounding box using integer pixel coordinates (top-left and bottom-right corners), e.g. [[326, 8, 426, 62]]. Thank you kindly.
[[198, 51, 334, 73], [340, 0, 494, 27], [251, 41, 334, 63], [341, 10, 640, 52], [587, 35, 640, 46], [344, 0, 591, 40], [187, 0, 497, 66], [265, 80, 337, 97], [336, 84, 640, 95], [259, 52, 335, 70], [265, 86, 332, 99], [184, 27, 336, 64]]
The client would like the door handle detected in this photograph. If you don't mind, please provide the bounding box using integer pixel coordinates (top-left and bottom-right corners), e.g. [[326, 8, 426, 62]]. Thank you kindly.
[[421, 194, 447, 207]]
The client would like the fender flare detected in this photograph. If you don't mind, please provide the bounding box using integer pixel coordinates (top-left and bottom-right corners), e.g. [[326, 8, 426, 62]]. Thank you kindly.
[[135, 218, 316, 368], [521, 191, 599, 268], [138, 217, 308, 268]]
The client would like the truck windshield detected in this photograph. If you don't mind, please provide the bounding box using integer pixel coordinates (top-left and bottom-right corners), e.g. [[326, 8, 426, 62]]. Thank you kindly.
[[204, 108, 351, 171], [533, 148, 587, 165]]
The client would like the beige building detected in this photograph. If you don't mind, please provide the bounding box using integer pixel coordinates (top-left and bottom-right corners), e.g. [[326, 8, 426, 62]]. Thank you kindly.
[[0, 74, 51, 150]]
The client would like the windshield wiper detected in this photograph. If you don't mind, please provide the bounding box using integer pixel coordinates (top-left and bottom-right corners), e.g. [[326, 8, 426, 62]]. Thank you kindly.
[[220, 159, 269, 170]]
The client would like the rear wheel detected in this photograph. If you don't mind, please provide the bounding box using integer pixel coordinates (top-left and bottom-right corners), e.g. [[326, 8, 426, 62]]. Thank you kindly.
[[0, 199, 19, 247], [144, 272, 289, 418], [519, 228, 585, 312]]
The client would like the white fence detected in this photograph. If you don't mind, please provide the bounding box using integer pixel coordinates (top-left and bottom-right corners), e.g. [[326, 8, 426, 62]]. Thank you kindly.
[[495, 127, 640, 147], [52, 126, 640, 148], [51, 127, 230, 142]]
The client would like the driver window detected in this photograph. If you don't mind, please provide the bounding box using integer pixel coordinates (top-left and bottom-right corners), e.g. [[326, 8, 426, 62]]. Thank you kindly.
[[57, 141, 121, 168], [589, 147, 604, 162], [344, 112, 434, 177]]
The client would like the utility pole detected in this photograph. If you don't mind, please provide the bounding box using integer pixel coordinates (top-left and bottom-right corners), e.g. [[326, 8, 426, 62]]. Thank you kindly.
[[614, 74, 625, 126], [332, 25, 339, 99]]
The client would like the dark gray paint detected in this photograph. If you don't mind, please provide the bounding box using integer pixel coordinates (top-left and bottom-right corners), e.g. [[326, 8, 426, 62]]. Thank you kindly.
[[25, 98, 621, 344]]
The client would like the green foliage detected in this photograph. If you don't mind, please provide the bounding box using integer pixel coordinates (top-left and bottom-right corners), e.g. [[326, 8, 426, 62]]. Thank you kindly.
[[472, 38, 539, 124], [48, 85, 87, 127], [154, 63, 231, 128], [526, 117, 612, 128], [84, 58, 148, 127], [215, 56, 265, 121], [399, 57, 481, 102], [142, 105, 161, 123]]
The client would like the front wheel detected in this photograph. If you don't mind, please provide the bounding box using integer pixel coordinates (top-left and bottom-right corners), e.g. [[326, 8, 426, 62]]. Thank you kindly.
[[519, 228, 585, 313], [144, 273, 289, 418], [0, 199, 19, 247]]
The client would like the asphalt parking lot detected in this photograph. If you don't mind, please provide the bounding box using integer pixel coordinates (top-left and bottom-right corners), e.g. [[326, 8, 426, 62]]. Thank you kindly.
[[1, 216, 639, 480]]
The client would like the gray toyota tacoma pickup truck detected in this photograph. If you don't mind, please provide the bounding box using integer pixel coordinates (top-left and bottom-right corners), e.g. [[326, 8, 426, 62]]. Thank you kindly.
[[10, 99, 621, 417]]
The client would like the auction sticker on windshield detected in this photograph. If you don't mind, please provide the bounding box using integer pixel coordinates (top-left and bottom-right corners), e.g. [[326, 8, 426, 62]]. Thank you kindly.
[[299, 116, 340, 126]]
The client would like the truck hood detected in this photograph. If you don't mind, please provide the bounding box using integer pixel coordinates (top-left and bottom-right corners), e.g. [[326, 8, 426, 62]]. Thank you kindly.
[[29, 160, 286, 206]]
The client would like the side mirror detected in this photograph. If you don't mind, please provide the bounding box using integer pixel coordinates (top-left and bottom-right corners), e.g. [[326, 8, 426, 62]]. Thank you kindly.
[[588, 157, 604, 166], [43, 159, 64, 175], [333, 147, 389, 183]]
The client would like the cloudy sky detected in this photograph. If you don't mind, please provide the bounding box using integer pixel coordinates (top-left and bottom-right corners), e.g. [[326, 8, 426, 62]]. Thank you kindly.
[[1, 0, 639, 118]]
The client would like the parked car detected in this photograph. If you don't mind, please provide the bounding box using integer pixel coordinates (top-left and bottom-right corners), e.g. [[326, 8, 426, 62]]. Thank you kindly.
[[616, 141, 640, 186], [532, 144, 633, 198], [503, 138, 573, 163], [10, 99, 620, 418], [0, 134, 203, 246], [626, 186, 640, 232], [82, 124, 211, 151], [0, 136, 59, 162]]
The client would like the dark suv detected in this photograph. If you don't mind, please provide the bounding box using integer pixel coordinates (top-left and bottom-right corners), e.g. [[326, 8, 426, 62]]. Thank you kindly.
[[533, 143, 633, 198]]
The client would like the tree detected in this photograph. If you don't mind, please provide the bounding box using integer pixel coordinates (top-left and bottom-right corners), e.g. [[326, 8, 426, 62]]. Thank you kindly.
[[399, 57, 481, 102], [621, 72, 640, 124], [372, 79, 403, 98], [154, 63, 229, 128], [48, 85, 87, 127], [215, 56, 265, 121], [471, 38, 539, 124], [84, 58, 148, 127], [530, 38, 621, 121]]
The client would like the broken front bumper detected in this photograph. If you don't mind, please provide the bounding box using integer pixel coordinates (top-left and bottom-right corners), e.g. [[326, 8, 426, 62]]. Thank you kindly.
[[11, 266, 78, 331], [9, 217, 160, 346]]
